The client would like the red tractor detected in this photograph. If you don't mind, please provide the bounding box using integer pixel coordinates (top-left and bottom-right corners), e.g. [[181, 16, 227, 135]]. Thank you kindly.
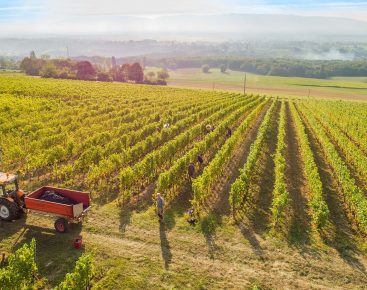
[[0, 172, 25, 221]]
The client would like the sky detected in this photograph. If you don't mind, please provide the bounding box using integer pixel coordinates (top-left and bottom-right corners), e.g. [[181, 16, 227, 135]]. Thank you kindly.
[[1, 0, 367, 35]]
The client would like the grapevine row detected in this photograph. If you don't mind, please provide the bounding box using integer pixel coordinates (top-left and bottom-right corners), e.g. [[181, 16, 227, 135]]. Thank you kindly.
[[270, 100, 289, 228], [118, 96, 261, 199], [229, 99, 277, 218], [191, 98, 271, 212], [298, 103, 367, 234], [303, 101, 367, 191], [158, 97, 266, 204], [289, 101, 329, 230], [85, 95, 254, 191]]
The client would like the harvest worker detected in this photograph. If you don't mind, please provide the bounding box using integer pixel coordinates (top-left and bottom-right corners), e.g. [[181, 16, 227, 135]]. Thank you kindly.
[[156, 193, 165, 222], [205, 124, 213, 133], [197, 155, 203, 165], [188, 163, 195, 178], [226, 127, 232, 138], [187, 208, 197, 225]]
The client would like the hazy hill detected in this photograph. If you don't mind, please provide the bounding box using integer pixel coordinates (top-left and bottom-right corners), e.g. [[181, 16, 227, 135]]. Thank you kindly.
[[0, 14, 367, 57]]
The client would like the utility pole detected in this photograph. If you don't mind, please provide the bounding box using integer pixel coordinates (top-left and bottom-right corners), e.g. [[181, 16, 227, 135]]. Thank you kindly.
[[308, 89, 311, 98], [66, 46, 70, 59], [243, 74, 247, 95], [212, 82, 215, 91]]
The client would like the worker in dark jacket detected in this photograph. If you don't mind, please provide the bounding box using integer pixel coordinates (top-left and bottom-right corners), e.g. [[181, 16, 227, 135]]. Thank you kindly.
[[187, 208, 197, 225], [156, 193, 165, 221], [197, 155, 203, 165], [226, 127, 232, 138], [188, 163, 195, 178]]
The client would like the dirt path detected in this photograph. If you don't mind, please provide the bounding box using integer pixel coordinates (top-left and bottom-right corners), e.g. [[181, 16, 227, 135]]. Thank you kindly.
[[284, 102, 311, 245]]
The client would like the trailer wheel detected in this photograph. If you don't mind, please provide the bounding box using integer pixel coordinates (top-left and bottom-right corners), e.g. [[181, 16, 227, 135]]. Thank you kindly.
[[54, 218, 68, 233], [0, 199, 19, 221]]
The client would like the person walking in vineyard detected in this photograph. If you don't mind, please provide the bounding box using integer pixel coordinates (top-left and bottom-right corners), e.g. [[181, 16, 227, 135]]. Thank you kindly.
[[188, 163, 195, 178], [226, 127, 232, 138], [205, 124, 213, 133], [156, 193, 165, 222], [187, 208, 197, 225], [197, 155, 203, 166]]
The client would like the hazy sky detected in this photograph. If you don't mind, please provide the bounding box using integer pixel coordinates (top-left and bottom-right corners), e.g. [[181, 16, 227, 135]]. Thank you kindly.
[[1, 0, 367, 35]]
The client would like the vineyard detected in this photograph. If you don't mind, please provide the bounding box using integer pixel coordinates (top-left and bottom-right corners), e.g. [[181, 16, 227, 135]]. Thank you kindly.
[[1, 75, 367, 289]]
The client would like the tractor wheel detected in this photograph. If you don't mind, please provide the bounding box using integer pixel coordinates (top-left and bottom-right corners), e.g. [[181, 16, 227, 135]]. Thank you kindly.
[[0, 199, 19, 221], [54, 218, 69, 233]]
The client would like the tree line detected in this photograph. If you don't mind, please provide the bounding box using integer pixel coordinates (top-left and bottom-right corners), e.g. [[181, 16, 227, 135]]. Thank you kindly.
[[17, 51, 367, 80], [145, 56, 367, 79], [0, 57, 19, 70], [20, 52, 169, 85]]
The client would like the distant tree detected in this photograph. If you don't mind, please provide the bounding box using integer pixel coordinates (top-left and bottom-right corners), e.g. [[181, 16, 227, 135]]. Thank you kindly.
[[20, 57, 45, 76], [109, 67, 118, 81], [128, 62, 144, 83], [157, 68, 169, 80], [201, 64, 210, 73], [57, 67, 75, 79], [111, 56, 117, 68], [111, 63, 130, 82], [145, 71, 156, 83], [75, 61, 96, 80], [121, 64, 131, 81], [40, 62, 58, 78], [97, 72, 112, 82], [0, 57, 19, 70], [219, 64, 227, 73], [30, 51, 36, 59], [147, 71, 155, 79]]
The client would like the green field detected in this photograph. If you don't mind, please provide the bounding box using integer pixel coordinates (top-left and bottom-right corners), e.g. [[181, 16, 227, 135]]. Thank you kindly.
[[152, 67, 367, 100], [1, 75, 367, 289]]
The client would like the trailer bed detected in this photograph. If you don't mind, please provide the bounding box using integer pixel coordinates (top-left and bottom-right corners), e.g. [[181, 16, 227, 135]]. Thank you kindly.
[[24, 186, 90, 219]]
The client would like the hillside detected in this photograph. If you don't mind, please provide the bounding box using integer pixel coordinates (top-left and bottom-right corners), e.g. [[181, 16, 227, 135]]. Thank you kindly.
[[0, 76, 367, 289]]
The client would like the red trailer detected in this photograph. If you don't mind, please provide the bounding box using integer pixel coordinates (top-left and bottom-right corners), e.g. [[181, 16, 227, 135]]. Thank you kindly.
[[24, 186, 91, 233]]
